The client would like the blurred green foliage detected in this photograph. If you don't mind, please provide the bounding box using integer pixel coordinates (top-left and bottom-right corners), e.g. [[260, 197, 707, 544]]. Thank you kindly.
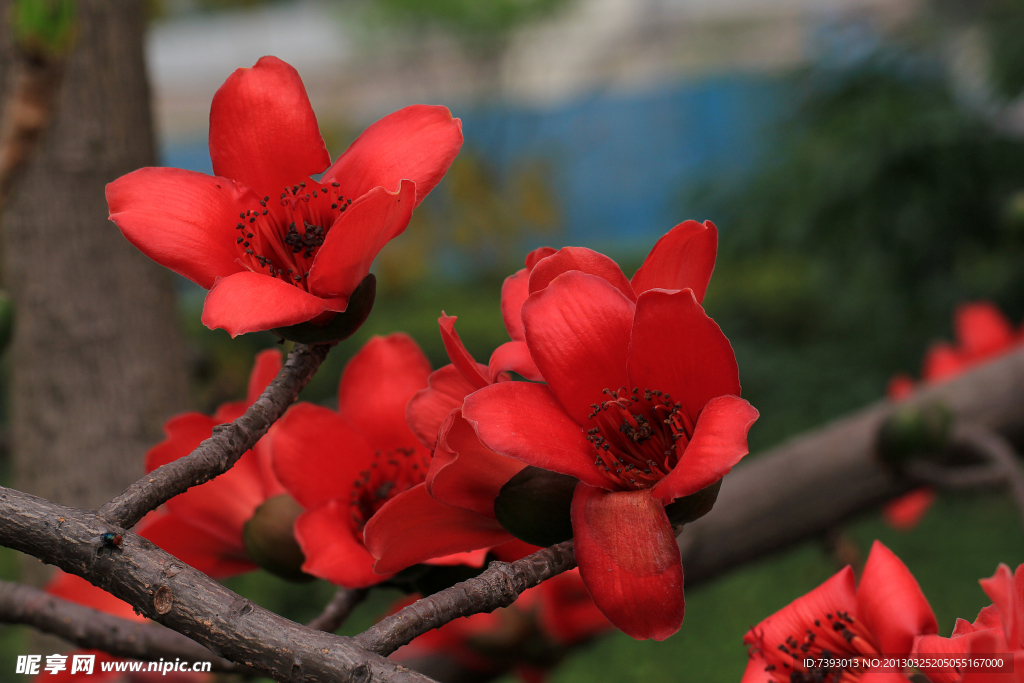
[[11, 0, 76, 59]]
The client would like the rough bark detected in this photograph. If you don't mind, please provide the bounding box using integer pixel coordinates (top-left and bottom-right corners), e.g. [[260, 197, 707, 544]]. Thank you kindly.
[[1, 0, 189, 521]]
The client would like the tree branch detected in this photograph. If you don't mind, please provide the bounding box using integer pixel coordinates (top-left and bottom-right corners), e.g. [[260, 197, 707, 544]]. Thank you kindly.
[[0, 580, 253, 673], [98, 342, 330, 529], [308, 587, 369, 633], [356, 541, 576, 656], [0, 486, 435, 683], [679, 347, 1024, 587]]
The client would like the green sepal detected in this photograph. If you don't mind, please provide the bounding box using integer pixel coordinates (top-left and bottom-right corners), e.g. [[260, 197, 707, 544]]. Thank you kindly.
[[494, 466, 577, 547], [664, 479, 722, 527], [242, 494, 314, 583], [270, 274, 376, 344]]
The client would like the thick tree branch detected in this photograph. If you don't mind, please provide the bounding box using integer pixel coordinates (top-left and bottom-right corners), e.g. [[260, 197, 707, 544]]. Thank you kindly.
[[308, 587, 369, 633], [0, 580, 253, 673], [357, 541, 576, 656], [679, 347, 1024, 586], [98, 342, 330, 529], [0, 486, 435, 683]]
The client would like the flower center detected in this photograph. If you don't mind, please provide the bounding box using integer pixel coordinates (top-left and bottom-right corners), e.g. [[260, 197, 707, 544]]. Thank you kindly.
[[586, 387, 692, 490], [750, 610, 880, 682], [232, 181, 352, 292], [348, 446, 431, 531]]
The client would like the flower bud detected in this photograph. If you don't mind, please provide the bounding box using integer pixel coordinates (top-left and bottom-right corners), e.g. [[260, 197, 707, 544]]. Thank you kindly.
[[876, 402, 952, 467], [242, 494, 312, 582], [494, 466, 577, 547], [271, 274, 376, 344]]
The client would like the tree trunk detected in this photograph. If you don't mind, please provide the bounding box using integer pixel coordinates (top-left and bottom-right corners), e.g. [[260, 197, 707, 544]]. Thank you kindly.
[[1, 0, 189, 522]]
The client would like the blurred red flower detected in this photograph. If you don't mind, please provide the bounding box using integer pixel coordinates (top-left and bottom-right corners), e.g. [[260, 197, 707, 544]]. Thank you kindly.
[[139, 350, 284, 578], [107, 56, 462, 337], [913, 562, 1024, 683], [272, 334, 503, 588], [743, 541, 937, 682], [885, 302, 1024, 531]]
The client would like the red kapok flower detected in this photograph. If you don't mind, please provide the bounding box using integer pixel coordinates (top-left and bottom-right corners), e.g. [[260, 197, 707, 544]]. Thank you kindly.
[[743, 541, 938, 683], [458, 230, 756, 640], [139, 350, 285, 578], [107, 56, 462, 338], [272, 334, 502, 588], [913, 562, 1024, 683]]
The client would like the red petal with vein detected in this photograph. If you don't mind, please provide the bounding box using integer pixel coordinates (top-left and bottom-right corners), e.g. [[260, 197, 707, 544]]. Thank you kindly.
[[857, 541, 937, 654], [208, 56, 329, 198], [296, 500, 390, 587], [146, 412, 219, 472], [980, 563, 1024, 647], [202, 271, 350, 337], [45, 571, 142, 622], [488, 340, 542, 382], [522, 271, 634, 424], [272, 403, 376, 509], [106, 167, 252, 289], [246, 349, 283, 405], [502, 268, 530, 340], [365, 484, 512, 574], [956, 302, 1015, 359], [650, 395, 759, 504], [138, 512, 256, 579], [627, 288, 740, 425], [571, 484, 684, 640], [321, 104, 463, 207], [740, 649, 772, 683], [913, 632, 980, 683], [463, 382, 613, 490], [438, 314, 490, 389], [630, 220, 718, 302], [307, 180, 416, 299], [527, 247, 636, 302], [337, 334, 431, 452], [427, 411, 526, 517], [407, 365, 480, 449]]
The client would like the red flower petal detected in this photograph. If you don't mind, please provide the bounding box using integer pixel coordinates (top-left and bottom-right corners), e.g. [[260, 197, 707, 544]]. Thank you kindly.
[[500, 247, 557, 342], [571, 484, 685, 640], [922, 342, 963, 382], [337, 334, 431, 452], [463, 381, 613, 490], [427, 410, 526, 517], [321, 105, 462, 208], [521, 271, 634, 424], [980, 563, 1024, 647], [857, 541, 937, 655], [627, 288, 740, 425], [272, 403, 375, 509], [487, 340, 542, 382], [208, 56, 330, 198], [146, 413, 219, 472], [650, 395, 759, 504], [630, 220, 718, 302], [527, 247, 636, 302], [246, 349, 283, 405], [745, 567, 860, 671], [106, 167, 252, 289], [438, 314, 490, 389], [882, 487, 936, 530], [307, 180, 416, 299], [201, 271, 350, 337], [956, 302, 1016, 360], [138, 512, 256, 579], [407, 365, 480, 449], [296, 500, 390, 588], [364, 483, 512, 574]]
